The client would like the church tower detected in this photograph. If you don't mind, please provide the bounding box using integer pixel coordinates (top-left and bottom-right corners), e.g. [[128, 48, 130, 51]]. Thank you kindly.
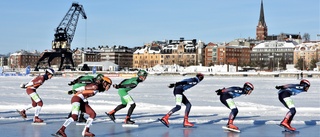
[[256, 0, 268, 40]]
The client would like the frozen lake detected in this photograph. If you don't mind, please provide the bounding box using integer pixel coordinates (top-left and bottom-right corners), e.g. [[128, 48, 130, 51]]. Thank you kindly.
[[0, 75, 319, 137]]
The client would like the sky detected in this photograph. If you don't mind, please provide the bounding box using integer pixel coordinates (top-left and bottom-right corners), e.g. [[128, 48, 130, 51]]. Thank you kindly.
[[0, 0, 319, 54]]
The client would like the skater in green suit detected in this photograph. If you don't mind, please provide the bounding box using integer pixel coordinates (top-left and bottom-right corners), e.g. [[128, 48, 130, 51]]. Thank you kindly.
[[106, 70, 148, 124]]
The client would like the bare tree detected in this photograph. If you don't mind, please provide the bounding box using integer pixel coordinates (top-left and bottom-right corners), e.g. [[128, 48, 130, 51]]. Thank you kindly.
[[303, 33, 310, 42]]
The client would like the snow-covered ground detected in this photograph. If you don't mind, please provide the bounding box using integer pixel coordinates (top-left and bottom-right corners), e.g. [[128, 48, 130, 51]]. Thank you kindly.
[[0, 75, 319, 137]]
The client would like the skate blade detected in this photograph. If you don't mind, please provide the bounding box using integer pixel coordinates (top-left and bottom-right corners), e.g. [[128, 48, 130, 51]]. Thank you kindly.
[[122, 124, 139, 128], [105, 112, 116, 123], [51, 133, 63, 137], [277, 124, 296, 132], [222, 126, 240, 133], [183, 126, 197, 128], [158, 118, 169, 128], [32, 122, 47, 125], [76, 122, 86, 125], [16, 109, 27, 120], [282, 130, 300, 134]]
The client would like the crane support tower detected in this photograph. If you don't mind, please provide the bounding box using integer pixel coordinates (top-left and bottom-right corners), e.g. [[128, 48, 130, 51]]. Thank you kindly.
[[34, 2, 87, 71]]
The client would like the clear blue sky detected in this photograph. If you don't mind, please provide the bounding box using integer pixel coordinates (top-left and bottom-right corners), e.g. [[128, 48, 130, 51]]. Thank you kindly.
[[0, 0, 319, 54]]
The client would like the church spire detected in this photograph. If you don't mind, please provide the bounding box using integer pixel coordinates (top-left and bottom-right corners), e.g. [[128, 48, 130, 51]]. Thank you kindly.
[[259, 0, 266, 26], [256, 0, 268, 40]]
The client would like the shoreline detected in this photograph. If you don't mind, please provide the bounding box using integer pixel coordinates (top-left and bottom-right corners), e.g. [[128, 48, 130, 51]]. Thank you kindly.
[[1, 71, 318, 78]]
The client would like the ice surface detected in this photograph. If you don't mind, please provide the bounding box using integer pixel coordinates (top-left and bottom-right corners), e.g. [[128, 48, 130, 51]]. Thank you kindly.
[[0, 75, 319, 137]]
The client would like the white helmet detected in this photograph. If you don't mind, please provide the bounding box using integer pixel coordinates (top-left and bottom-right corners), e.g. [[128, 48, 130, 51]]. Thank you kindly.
[[45, 68, 55, 75]]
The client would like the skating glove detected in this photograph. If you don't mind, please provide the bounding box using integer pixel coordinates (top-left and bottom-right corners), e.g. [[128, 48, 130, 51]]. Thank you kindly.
[[68, 81, 75, 86], [67, 90, 76, 95], [275, 85, 284, 89], [215, 88, 225, 95], [215, 89, 222, 95], [113, 84, 120, 89], [20, 83, 27, 89], [168, 83, 175, 88]]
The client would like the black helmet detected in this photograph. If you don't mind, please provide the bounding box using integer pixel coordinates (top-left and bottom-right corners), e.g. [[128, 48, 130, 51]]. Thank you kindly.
[[243, 82, 254, 94], [196, 73, 204, 81]]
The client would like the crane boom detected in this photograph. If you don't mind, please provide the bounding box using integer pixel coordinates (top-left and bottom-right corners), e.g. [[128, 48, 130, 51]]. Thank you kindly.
[[52, 2, 87, 52], [35, 2, 87, 71]]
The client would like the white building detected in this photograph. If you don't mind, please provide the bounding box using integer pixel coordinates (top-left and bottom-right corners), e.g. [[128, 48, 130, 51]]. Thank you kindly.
[[251, 40, 297, 70]]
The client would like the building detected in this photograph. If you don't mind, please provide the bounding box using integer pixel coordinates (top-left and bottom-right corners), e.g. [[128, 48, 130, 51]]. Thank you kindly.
[[204, 42, 218, 66], [9, 50, 41, 70], [0, 55, 8, 67], [293, 42, 319, 70], [215, 39, 252, 71], [196, 40, 206, 66], [316, 62, 320, 71], [133, 43, 161, 69], [73, 48, 84, 67], [99, 45, 134, 70], [83, 51, 101, 62], [71, 45, 134, 71], [251, 40, 296, 71], [132, 37, 201, 69], [77, 61, 118, 71], [227, 39, 252, 67]]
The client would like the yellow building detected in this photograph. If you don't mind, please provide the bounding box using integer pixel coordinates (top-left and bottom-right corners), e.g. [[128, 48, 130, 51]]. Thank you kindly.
[[294, 42, 319, 70], [133, 38, 199, 69], [133, 43, 162, 69]]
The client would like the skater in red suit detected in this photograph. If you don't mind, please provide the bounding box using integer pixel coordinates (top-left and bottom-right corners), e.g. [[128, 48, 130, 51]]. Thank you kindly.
[[215, 82, 254, 130], [159, 73, 204, 128], [54, 75, 112, 137], [17, 68, 55, 123], [275, 79, 311, 131]]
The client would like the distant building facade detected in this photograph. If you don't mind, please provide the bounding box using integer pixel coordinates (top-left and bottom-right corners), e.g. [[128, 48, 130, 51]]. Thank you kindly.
[[9, 50, 41, 70], [204, 39, 252, 69], [99, 45, 134, 70], [133, 43, 161, 69], [216, 39, 252, 70], [70, 45, 134, 70], [293, 42, 319, 70], [204, 42, 218, 66], [0, 56, 8, 67], [133, 37, 203, 69], [251, 40, 296, 71]]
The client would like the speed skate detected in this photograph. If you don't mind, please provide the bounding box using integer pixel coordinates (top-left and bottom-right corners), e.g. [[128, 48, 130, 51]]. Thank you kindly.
[[158, 118, 169, 128], [276, 124, 299, 133], [16, 109, 26, 120], [222, 126, 240, 133]]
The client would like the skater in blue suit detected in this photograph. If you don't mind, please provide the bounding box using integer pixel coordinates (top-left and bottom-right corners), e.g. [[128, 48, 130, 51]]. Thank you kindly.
[[159, 73, 204, 128], [215, 82, 254, 130], [275, 79, 310, 131]]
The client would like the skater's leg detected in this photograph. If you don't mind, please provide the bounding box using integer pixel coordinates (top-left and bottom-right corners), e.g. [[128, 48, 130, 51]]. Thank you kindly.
[[82, 104, 96, 136], [182, 94, 193, 127]]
